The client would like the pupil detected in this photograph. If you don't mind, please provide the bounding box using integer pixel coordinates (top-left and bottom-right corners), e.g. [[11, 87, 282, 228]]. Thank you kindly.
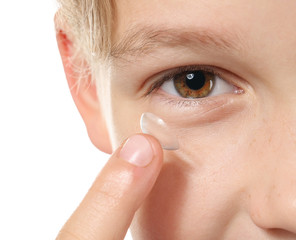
[[185, 71, 205, 90]]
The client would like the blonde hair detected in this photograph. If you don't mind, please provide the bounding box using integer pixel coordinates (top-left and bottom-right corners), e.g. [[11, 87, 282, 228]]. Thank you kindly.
[[55, 0, 114, 85]]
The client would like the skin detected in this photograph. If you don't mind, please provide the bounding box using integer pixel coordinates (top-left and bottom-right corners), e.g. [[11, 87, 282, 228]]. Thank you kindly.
[[56, 0, 296, 239]]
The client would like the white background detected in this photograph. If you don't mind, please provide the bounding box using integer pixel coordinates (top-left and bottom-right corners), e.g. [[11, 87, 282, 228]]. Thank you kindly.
[[0, 1, 132, 239]]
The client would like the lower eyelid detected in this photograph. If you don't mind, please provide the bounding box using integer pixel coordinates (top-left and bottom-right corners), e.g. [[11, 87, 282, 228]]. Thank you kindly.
[[153, 89, 231, 108], [148, 91, 247, 126]]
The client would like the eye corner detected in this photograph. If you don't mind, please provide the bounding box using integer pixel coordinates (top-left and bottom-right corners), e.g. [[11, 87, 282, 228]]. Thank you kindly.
[[234, 87, 245, 95]]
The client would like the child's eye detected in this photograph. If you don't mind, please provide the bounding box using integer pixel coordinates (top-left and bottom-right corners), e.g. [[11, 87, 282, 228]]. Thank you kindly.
[[159, 68, 235, 99], [147, 66, 238, 100]]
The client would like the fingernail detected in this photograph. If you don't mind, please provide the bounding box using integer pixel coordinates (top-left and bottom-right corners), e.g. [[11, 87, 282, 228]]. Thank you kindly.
[[120, 135, 154, 167]]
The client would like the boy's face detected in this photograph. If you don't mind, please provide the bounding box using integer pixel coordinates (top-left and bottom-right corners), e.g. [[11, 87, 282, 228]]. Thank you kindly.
[[97, 0, 296, 238]]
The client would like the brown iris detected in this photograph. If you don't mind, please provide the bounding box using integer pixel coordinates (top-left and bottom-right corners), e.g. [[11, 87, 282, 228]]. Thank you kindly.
[[174, 70, 214, 98]]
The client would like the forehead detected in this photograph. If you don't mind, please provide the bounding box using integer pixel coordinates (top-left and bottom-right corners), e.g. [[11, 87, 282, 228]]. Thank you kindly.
[[113, 0, 296, 47]]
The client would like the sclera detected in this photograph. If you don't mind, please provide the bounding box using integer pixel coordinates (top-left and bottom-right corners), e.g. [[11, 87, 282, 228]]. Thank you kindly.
[[140, 112, 179, 150]]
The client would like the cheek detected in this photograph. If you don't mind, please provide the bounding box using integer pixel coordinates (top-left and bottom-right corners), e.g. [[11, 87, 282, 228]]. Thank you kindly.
[[108, 96, 144, 150], [96, 69, 148, 151], [130, 117, 256, 239]]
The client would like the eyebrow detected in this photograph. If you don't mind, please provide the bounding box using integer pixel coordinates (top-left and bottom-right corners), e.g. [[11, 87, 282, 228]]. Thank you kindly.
[[110, 25, 244, 59]]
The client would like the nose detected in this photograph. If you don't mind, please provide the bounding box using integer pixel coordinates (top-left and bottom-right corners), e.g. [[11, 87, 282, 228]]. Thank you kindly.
[[248, 115, 296, 234], [250, 166, 296, 234]]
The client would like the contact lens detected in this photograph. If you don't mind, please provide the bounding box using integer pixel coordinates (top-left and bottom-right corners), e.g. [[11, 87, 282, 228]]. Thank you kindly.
[[140, 112, 179, 150]]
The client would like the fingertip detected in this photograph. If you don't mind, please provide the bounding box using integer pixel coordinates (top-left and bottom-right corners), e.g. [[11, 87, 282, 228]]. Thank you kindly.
[[141, 133, 164, 163], [119, 134, 163, 168]]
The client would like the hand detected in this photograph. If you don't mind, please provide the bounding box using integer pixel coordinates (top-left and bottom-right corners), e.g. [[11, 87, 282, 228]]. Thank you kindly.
[[56, 134, 163, 240]]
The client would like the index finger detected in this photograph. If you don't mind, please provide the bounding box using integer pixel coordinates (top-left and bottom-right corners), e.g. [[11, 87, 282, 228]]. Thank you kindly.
[[56, 134, 163, 240]]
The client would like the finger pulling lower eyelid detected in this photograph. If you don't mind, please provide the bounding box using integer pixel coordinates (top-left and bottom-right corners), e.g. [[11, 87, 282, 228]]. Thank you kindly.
[[140, 112, 179, 150]]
